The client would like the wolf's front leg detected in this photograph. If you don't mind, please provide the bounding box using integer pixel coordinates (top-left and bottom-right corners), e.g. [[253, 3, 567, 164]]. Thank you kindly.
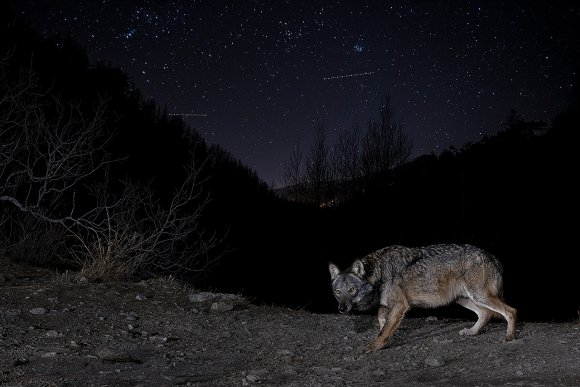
[[367, 304, 408, 352], [378, 308, 387, 331]]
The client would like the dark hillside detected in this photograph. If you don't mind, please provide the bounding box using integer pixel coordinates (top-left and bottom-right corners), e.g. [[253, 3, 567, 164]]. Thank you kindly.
[[323, 113, 576, 321], [1, 4, 576, 321]]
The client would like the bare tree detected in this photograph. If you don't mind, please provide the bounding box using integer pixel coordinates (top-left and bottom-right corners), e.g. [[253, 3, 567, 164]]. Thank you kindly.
[[281, 141, 306, 202], [72, 155, 224, 280], [0, 61, 112, 234], [0, 60, 223, 279], [305, 122, 331, 206], [280, 98, 412, 205], [332, 121, 362, 183], [362, 96, 412, 185], [330, 122, 363, 202]]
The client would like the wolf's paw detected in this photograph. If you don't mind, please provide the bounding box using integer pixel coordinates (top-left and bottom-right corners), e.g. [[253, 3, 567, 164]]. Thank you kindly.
[[357, 344, 374, 355], [459, 328, 476, 336], [503, 333, 517, 342], [363, 339, 389, 353]]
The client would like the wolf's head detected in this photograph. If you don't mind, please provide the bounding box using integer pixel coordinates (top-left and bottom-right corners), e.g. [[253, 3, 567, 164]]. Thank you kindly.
[[329, 260, 378, 314]]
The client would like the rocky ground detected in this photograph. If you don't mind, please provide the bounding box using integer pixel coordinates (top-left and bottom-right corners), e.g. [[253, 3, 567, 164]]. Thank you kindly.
[[0, 260, 578, 386]]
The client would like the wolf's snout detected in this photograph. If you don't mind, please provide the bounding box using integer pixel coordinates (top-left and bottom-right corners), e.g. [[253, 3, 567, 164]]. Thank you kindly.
[[338, 304, 350, 314]]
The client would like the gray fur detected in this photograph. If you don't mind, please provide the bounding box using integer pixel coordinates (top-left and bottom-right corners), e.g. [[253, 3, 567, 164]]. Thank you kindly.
[[329, 244, 517, 352]]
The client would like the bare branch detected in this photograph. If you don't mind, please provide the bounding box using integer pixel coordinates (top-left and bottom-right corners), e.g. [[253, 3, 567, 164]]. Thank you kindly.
[[0, 61, 114, 233], [362, 96, 412, 184], [73, 154, 225, 280], [281, 140, 306, 202], [305, 122, 331, 206]]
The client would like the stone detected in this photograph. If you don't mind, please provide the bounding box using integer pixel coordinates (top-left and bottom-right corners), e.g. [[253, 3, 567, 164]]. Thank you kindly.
[[13, 358, 29, 367], [95, 346, 141, 363], [210, 301, 234, 312], [425, 356, 445, 367], [189, 292, 218, 303]]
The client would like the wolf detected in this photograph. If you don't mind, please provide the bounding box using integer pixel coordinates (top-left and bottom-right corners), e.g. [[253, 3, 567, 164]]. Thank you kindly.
[[329, 244, 517, 352]]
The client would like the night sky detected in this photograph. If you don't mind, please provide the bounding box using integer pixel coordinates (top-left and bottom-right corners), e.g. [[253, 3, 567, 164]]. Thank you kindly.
[[12, 1, 580, 185]]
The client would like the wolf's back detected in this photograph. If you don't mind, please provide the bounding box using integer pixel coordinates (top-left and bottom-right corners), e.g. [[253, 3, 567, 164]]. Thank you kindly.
[[371, 244, 505, 295]]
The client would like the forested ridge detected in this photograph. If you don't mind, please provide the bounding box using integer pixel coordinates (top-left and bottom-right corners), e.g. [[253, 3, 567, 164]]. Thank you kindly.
[[1, 6, 577, 321]]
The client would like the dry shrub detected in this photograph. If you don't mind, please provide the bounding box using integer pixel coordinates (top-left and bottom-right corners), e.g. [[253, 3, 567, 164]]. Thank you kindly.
[[73, 231, 141, 281], [71, 161, 224, 282]]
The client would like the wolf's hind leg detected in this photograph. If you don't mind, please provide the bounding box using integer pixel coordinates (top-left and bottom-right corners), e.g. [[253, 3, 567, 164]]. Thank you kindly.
[[472, 295, 517, 341], [456, 297, 492, 336]]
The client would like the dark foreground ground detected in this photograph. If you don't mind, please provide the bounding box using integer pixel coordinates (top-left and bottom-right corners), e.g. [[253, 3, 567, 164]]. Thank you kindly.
[[0, 261, 578, 386]]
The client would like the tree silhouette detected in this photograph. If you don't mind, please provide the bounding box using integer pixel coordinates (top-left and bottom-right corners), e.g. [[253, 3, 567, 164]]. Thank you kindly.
[[362, 96, 412, 188], [305, 121, 332, 206], [332, 121, 362, 200], [281, 140, 306, 202]]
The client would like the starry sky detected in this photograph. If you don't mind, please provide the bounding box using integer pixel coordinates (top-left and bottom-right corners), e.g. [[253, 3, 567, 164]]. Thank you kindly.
[[11, 1, 580, 186]]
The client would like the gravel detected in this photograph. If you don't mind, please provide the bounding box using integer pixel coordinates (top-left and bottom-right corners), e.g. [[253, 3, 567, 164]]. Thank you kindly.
[[0, 269, 579, 386]]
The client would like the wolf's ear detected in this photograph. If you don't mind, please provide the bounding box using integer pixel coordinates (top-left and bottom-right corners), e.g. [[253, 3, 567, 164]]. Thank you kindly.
[[328, 263, 340, 280], [351, 260, 365, 277]]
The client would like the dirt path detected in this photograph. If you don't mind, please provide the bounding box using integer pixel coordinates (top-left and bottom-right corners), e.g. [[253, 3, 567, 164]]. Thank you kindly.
[[0, 275, 578, 386]]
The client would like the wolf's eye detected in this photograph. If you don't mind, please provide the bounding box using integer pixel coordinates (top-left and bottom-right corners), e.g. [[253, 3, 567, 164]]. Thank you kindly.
[[334, 289, 341, 296], [349, 287, 356, 294]]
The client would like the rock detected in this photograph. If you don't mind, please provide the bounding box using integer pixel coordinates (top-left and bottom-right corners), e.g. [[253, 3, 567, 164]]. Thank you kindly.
[[189, 292, 219, 303], [276, 349, 293, 356], [210, 301, 234, 312], [190, 292, 242, 312], [38, 346, 70, 354], [95, 346, 141, 363], [13, 358, 29, 367], [126, 314, 138, 321], [425, 356, 445, 367], [244, 369, 268, 384], [135, 294, 147, 301], [426, 316, 438, 321], [30, 307, 48, 315], [149, 335, 168, 344], [282, 367, 297, 376], [312, 366, 331, 374], [190, 291, 240, 303], [41, 352, 57, 358], [46, 330, 61, 337]]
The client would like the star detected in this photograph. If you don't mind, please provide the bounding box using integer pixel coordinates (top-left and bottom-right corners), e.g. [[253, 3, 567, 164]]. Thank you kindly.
[[11, 1, 580, 185]]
